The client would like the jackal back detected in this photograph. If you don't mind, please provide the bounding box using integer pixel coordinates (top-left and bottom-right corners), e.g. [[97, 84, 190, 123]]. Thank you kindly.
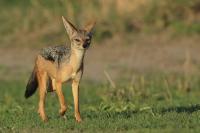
[[40, 45, 71, 66]]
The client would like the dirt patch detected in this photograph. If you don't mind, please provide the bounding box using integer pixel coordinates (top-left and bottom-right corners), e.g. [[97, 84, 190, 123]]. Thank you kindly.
[[0, 34, 200, 81]]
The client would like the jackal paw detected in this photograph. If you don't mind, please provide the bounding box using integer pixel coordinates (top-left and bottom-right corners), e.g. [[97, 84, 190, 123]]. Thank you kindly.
[[59, 106, 67, 116], [42, 117, 48, 122], [39, 114, 48, 122], [75, 114, 82, 123], [38, 110, 48, 122]]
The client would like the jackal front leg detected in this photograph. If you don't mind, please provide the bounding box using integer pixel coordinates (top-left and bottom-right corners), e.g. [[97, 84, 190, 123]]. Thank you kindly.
[[72, 80, 82, 122], [55, 81, 67, 116]]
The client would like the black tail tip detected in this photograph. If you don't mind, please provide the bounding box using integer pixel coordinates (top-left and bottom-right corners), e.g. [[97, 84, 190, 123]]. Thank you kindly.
[[24, 91, 31, 99], [24, 87, 36, 99]]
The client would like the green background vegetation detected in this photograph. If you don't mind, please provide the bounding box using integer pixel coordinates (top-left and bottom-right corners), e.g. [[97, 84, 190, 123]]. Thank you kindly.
[[0, 0, 200, 47]]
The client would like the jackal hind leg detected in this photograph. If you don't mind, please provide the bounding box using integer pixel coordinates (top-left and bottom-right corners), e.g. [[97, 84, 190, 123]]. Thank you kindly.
[[47, 77, 57, 92], [37, 70, 48, 122], [55, 81, 67, 116]]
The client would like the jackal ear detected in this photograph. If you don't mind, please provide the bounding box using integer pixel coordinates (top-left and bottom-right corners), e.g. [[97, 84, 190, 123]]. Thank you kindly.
[[62, 16, 77, 38], [84, 21, 96, 35]]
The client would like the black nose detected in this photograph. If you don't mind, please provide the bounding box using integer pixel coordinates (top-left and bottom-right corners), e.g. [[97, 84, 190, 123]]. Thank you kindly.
[[83, 44, 89, 48]]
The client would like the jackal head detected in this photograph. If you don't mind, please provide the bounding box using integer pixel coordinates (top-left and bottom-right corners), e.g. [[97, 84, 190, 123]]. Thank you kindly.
[[62, 16, 95, 50]]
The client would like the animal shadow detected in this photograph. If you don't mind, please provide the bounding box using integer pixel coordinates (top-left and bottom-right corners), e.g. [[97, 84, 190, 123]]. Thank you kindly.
[[162, 104, 200, 114]]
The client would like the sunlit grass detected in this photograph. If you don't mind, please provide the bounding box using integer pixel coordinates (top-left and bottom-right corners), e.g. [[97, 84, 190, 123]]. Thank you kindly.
[[1, 73, 200, 132]]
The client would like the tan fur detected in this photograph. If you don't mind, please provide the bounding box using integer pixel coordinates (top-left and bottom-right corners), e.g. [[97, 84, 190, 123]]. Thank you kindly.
[[33, 16, 95, 122]]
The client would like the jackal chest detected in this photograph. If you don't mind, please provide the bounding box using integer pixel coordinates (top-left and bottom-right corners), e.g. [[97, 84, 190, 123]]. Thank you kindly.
[[56, 64, 79, 82], [56, 65, 76, 82]]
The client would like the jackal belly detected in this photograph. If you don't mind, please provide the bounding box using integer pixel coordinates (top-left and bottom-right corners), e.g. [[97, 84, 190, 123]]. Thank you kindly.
[[36, 55, 75, 83]]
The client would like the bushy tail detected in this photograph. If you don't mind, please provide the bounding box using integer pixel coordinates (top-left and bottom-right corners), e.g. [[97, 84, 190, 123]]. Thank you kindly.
[[25, 68, 38, 98]]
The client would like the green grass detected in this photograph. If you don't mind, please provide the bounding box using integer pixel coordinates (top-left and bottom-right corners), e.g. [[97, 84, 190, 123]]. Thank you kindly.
[[1, 74, 200, 132]]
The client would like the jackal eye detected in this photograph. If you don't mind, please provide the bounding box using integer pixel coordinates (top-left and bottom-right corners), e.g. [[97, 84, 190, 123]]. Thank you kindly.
[[74, 38, 81, 42], [85, 36, 91, 42], [86, 39, 90, 43]]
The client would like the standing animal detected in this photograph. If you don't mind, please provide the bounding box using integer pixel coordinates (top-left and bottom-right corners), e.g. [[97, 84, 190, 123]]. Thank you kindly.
[[25, 16, 95, 122]]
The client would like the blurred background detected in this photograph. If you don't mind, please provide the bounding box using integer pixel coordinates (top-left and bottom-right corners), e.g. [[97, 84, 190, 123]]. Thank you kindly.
[[0, 0, 200, 84], [1, 1, 200, 130]]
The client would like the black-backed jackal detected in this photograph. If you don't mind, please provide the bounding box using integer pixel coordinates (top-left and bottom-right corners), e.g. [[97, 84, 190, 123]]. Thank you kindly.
[[25, 16, 95, 122]]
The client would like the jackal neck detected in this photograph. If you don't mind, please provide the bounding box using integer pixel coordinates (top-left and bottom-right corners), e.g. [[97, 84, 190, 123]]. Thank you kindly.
[[69, 48, 85, 72]]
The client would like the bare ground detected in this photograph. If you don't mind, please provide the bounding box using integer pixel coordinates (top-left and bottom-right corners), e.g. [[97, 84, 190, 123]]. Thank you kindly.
[[0, 34, 200, 82]]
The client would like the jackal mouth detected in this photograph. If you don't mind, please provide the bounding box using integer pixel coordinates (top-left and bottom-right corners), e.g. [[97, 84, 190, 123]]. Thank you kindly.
[[73, 44, 90, 50], [74, 47, 88, 51]]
